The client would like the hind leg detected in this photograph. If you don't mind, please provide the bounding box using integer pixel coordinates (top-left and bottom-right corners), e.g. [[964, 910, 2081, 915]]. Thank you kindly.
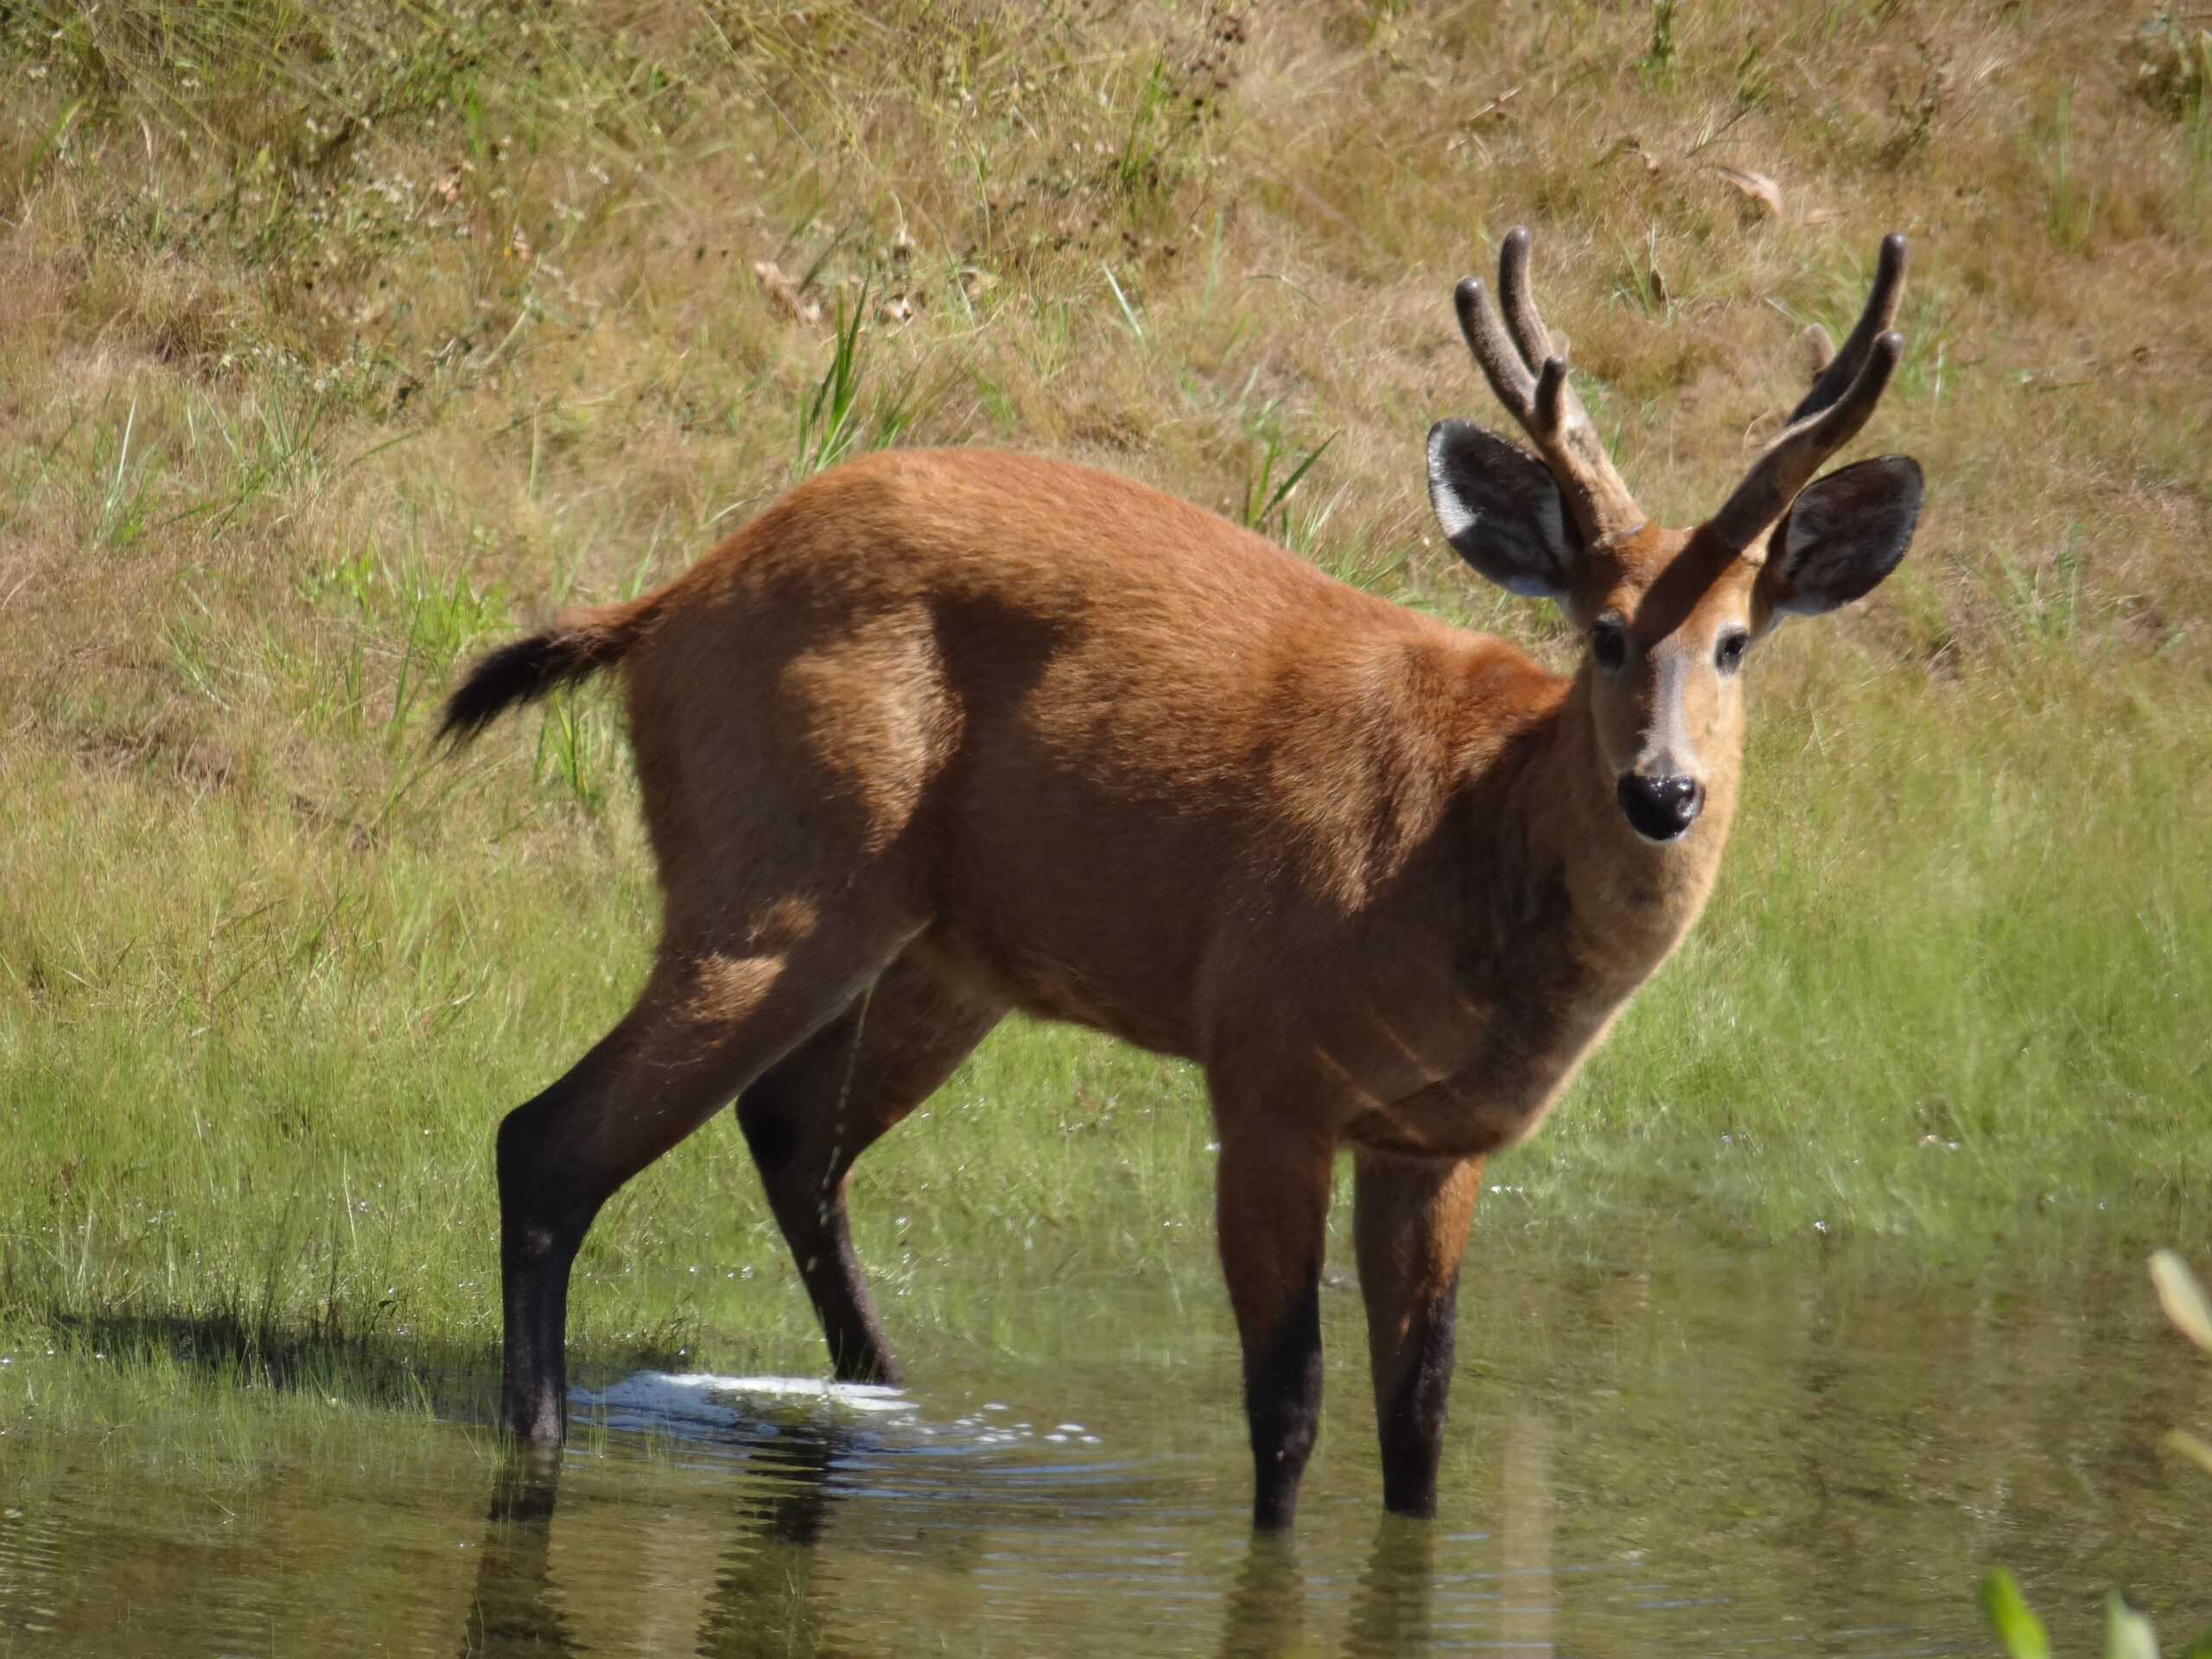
[[498, 915, 912, 1447], [735, 950, 1004, 1384]]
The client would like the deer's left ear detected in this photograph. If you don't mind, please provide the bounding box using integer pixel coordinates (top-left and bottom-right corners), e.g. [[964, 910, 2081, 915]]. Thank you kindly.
[[1757, 454, 1923, 620]]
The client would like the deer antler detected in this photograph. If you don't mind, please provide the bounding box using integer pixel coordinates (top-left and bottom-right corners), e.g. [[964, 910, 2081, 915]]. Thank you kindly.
[[1708, 234, 1909, 555], [1452, 228, 1645, 546]]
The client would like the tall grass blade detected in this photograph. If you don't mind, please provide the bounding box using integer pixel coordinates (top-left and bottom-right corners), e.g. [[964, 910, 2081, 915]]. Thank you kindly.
[[1103, 265, 1147, 343], [794, 282, 871, 479]]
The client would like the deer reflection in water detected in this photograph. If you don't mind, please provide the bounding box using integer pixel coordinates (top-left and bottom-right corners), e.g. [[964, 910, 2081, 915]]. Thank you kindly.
[[457, 1411, 1567, 1658], [461, 1457, 575, 1658], [461, 1426, 858, 1659]]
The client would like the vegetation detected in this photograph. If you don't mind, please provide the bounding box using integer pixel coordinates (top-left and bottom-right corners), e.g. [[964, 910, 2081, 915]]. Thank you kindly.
[[1978, 1251, 2212, 1659], [0, 0, 2207, 1427]]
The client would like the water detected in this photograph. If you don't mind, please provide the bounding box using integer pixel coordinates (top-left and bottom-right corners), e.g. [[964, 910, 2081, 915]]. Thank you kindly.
[[3, 1233, 2208, 1656]]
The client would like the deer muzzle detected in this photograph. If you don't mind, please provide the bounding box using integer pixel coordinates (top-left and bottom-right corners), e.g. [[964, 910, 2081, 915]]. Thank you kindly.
[[1617, 772, 1705, 842]]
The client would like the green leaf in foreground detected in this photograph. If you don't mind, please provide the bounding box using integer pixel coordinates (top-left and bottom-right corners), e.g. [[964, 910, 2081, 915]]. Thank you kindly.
[[2107, 1593, 2161, 1659], [1981, 1570, 2051, 1659]]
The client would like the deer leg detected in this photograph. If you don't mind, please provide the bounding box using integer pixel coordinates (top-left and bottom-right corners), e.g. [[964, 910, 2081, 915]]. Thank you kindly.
[[1215, 1119, 1337, 1531], [1351, 1147, 1484, 1518], [497, 924, 907, 1448], [734, 950, 1004, 1384]]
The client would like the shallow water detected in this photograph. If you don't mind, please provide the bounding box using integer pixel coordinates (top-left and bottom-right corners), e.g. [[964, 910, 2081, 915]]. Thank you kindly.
[[3, 1233, 2209, 1656]]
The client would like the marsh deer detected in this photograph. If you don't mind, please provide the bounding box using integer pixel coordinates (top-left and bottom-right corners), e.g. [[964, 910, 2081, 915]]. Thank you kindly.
[[443, 231, 1921, 1529]]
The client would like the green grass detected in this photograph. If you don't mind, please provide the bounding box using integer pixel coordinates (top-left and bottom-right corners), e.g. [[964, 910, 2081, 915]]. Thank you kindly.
[[3, 0, 2210, 1402], [1551, 645, 2212, 1252], [4, 634, 2204, 1392]]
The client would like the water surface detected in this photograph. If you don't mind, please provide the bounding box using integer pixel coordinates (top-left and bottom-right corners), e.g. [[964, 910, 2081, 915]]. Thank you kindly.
[[3, 1232, 2207, 1656]]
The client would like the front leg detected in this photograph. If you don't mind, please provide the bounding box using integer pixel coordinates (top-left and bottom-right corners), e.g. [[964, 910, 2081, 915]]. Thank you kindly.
[[1352, 1147, 1484, 1517], [1215, 1120, 1336, 1531]]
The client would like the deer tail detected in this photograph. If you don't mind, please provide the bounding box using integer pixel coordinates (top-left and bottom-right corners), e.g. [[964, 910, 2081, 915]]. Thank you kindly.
[[437, 597, 655, 746]]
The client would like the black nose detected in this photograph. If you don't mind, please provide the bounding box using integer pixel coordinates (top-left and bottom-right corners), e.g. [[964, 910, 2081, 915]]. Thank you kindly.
[[1618, 772, 1704, 841]]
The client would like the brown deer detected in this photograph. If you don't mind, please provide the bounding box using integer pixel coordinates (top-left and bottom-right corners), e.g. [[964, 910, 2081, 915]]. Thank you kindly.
[[442, 231, 1921, 1529]]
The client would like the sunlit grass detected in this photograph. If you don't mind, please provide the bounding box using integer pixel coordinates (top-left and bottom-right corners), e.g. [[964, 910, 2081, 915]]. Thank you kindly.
[[1548, 640, 2212, 1253], [5, 637, 2204, 1388]]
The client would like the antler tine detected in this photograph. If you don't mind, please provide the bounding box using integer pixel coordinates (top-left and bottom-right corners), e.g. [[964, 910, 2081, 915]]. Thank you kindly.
[[1710, 327, 1904, 552], [1453, 276, 1537, 423], [1787, 232, 1907, 425], [1709, 233, 1910, 554], [1451, 230, 1645, 544], [1533, 356, 1569, 434], [1497, 227, 1555, 372]]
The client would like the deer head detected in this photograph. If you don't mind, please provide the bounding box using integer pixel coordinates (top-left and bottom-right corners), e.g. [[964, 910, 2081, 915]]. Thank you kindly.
[[1427, 230, 1923, 843]]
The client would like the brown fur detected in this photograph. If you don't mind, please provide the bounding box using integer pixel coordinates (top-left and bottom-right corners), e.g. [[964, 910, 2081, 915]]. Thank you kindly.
[[451, 447, 1826, 1526]]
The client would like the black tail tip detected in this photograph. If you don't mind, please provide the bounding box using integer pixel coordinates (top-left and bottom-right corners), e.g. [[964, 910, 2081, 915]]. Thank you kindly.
[[437, 632, 571, 747]]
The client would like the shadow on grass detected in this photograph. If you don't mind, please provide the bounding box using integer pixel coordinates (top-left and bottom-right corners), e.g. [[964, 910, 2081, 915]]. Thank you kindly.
[[35, 1302, 694, 1427]]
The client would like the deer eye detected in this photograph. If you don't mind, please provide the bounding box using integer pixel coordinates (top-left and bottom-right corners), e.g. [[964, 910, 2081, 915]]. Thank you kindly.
[[1715, 630, 1750, 676], [1591, 617, 1629, 672]]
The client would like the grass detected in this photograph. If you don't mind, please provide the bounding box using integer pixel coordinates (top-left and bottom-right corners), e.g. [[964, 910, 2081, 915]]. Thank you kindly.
[[1, 0, 2209, 1405]]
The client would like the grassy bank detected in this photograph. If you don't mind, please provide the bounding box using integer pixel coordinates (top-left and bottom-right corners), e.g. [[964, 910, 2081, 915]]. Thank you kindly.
[[3, 0, 2209, 1391]]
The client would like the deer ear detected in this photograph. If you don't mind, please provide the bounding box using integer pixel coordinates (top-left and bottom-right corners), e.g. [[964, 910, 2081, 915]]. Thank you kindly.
[[1758, 454, 1923, 619], [1426, 419, 1575, 599]]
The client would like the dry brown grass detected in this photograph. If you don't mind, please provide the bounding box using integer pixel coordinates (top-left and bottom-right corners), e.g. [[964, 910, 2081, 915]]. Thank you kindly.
[[5, 1, 2209, 785]]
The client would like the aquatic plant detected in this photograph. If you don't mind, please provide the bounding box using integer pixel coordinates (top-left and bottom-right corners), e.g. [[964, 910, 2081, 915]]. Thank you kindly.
[[1979, 1252, 2212, 1658]]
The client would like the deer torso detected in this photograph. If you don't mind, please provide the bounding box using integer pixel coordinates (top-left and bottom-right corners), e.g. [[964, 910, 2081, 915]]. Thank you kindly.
[[626, 448, 1735, 1147]]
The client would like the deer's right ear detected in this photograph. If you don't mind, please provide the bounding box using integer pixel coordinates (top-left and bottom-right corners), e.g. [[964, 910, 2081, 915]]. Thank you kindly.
[[1426, 419, 1575, 599]]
